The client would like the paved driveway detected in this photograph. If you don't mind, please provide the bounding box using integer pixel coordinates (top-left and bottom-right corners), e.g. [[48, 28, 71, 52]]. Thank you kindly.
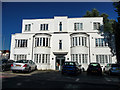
[[1, 70, 120, 90]]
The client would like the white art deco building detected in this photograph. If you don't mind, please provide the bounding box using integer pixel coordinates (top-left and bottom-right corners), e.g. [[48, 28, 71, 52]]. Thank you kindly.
[[10, 16, 116, 71]]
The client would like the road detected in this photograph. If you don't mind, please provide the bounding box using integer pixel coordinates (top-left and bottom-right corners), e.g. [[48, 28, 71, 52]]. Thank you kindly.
[[1, 70, 120, 90]]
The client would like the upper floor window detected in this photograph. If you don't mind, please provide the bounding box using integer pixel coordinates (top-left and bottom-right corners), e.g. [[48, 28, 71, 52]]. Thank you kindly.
[[74, 23, 83, 30], [59, 40, 62, 49], [25, 24, 31, 31], [59, 22, 62, 31], [40, 24, 48, 31], [35, 37, 50, 47], [93, 22, 100, 30], [72, 37, 87, 47], [95, 38, 108, 47], [15, 39, 28, 48]]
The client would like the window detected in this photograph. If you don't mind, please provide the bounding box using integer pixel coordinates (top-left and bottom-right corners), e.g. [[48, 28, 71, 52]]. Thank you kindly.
[[95, 38, 108, 47], [93, 22, 100, 30], [43, 38, 45, 46], [101, 55, 104, 63], [84, 37, 87, 46], [73, 37, 74, 46], [109, 55, 112, 63], [79, 54, 81, 64], [95, 39, 98, 47], [40, 38, 42, 46], [72, 37, 87, 47], [79, 37, 81, 46], [75, 37, 77, 46], [36, 54, 38, 63], [59, 22, 62, 31], [46, 38, 48, 47], [71, 54, 88, 64], [37, 38, 39, 47], [59, 40, 62, 49], [96, 55, 112, 64], [42, 54, 44, 63], [82, 54, 85, 63], [82, 37, 84, 46], [46, 54, 48, 63], [85, 54, 88, 63], [105, 55, 108, 63], [34, 54, 50, 64], [75, 54, 78, 62], [25, 24, 31, 31], [96, 55, 98, 63], [74, 23, 83, 30], [35, 37, 50, 47], [14, 54, 27, 60], [15, 39, 28, 48], [40, 24, 49, 30], [39, 54, 41, 63]]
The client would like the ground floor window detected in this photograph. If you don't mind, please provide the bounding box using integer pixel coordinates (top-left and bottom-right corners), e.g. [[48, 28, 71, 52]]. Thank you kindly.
[[34, 54, 50, 64], [14, 54, 27, 60], [71, 54, 88, 64], [96, 54, 112, 64]]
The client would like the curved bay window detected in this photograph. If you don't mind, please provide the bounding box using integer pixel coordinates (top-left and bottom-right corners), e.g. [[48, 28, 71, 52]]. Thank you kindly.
[[71, 36, 87, 47], [35, 37, 50, 47]]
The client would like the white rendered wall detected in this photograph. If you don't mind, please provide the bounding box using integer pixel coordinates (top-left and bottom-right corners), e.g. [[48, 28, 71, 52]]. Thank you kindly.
[[10, 16, 116, 70]]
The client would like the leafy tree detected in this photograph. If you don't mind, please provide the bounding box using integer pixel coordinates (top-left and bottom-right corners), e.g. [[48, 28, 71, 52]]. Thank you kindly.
[[84, 8, 100, 17], [83, 8, 116, 57], [113, 1, 120, 63]]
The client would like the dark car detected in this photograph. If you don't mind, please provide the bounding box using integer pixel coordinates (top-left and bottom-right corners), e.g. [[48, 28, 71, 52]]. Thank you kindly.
[[0, 59, 15, 71], [103, 63, 120, 75], [87, 63, 102, 75], [61, 61, 81, 75]]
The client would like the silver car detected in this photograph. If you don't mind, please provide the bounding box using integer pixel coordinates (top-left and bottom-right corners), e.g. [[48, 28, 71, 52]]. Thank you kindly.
[[11, 60, 37, 73], [103, 63, 120, 75]]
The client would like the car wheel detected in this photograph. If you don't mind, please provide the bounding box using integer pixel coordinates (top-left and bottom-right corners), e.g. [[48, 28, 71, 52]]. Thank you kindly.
[[35, 66, 37, 70], [28, 67, 31, 73], [79, 70, 82, 74]]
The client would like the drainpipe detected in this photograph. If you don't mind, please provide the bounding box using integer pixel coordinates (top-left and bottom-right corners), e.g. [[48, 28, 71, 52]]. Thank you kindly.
[[88, 35, 91, 64], [31, 35, 35, 61]]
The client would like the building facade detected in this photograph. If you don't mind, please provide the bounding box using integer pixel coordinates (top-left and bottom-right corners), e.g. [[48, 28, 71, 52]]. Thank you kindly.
[[10, 16, 116, 71]]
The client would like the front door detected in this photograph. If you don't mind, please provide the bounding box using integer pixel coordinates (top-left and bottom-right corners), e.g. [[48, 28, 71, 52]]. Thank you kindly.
[[56, 56, 65, 71]]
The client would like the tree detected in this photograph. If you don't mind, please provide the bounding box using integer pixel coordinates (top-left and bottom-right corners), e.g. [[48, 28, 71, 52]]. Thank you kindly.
[[84, 8, 100, 17], [113, 1, 120, 63], [83, 8, 116, 57]]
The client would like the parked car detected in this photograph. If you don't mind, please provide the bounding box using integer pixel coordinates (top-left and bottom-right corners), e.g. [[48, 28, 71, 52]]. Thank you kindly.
[[0, 59, 15, 71], [61, 61, 81, 75], [103, 63, 120, 75], [11, 60, 37, 73], [87, 63, 102, 75]]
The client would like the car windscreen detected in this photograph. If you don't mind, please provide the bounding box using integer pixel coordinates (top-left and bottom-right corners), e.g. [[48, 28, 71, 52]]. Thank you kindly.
[[15, 60, 28, 63], [111, 64, 120, 67], [89, 63, 100, 67], [64, 62, 75, 66]]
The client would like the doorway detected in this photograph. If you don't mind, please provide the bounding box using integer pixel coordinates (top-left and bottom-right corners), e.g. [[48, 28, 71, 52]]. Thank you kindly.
[[55, 56, 65, 71]]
